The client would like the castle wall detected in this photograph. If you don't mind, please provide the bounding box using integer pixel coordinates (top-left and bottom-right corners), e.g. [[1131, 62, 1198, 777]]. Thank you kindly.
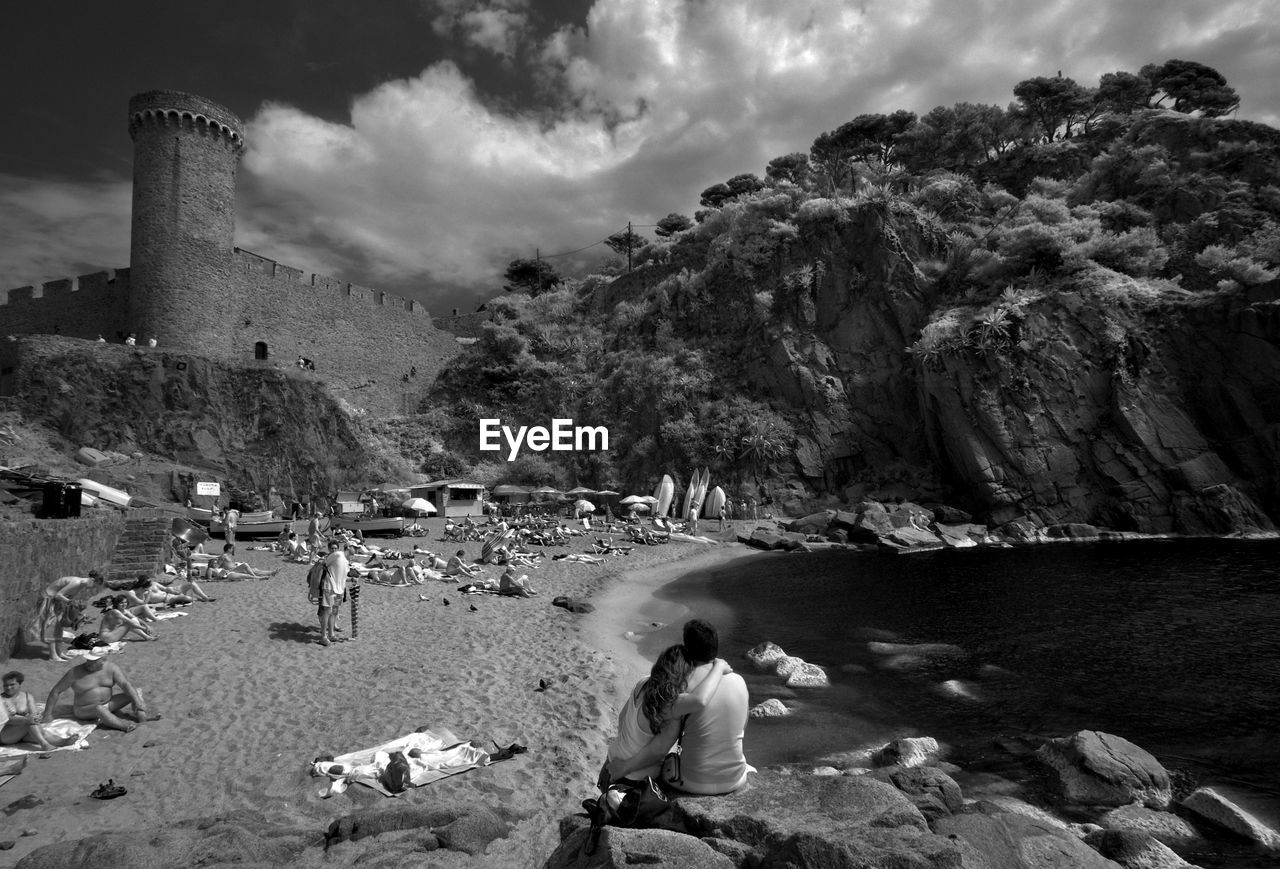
[[0, 271, 130, 341], [232, 251, 463, 414]]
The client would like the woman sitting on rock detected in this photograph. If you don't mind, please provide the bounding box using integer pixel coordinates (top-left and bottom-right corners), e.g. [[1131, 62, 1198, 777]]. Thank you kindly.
[[601, 645, 731, 789]]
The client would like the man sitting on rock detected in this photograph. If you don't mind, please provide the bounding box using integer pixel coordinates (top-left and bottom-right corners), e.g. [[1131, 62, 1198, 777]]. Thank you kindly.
[[664, 619, 755, 794]]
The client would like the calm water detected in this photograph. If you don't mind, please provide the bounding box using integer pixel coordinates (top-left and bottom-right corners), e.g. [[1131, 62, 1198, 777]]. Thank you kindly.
[[642, 539, 1280, 852]]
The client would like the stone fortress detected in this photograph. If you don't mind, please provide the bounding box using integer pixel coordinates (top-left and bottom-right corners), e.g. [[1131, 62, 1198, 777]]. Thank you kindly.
[[2, 90, 467, 413]]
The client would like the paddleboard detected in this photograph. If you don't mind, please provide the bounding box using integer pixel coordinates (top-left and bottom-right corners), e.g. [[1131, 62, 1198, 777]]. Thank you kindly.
[[654, 474, 674, 517], [680, 468, 696, 521], [690, 467, 710, 518], [704, 485, 726, 519]]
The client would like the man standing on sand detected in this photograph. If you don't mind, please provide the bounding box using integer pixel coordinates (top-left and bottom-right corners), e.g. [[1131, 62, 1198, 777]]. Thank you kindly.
[[664, 620, 754, 794], [317, 540, 349, 646], [42, 649, 156, 732], [224, 506, 239, 546]]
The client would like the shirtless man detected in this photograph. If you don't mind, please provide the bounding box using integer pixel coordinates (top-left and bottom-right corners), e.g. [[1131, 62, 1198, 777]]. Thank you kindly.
[[42, 650, 155, 732], [37, 571, 107, 661]]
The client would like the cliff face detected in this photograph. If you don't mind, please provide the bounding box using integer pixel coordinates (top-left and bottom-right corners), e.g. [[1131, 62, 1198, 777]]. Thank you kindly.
[[5, 338, 405, 500], [689, 201, 1280, 533]]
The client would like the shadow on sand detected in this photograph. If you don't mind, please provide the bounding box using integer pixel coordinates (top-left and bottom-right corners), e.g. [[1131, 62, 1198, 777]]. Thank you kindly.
[[267, 621, 320, 644]]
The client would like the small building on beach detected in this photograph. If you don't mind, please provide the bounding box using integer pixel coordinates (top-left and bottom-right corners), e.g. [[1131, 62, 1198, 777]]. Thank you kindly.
[[408, 479, 486, 517]]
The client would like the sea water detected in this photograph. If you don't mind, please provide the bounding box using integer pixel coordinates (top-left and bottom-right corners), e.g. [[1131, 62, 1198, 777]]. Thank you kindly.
[[641, 539, 1280, 864]]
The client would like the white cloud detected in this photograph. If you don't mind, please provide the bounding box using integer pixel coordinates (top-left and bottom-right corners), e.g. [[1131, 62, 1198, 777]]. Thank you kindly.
[[8, 0, 1278, 309]]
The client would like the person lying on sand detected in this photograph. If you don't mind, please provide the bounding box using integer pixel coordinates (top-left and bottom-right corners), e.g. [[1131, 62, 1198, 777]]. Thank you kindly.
[[125, 574, 193, 608], [97, 596, 157, 643], [498, 566, 538, 597], [209, 544, 278, 580], [2, 670, 75, 751], [42, 650, 158, 733], [162, 571, 215, 602], [554, 552, 608, 564]]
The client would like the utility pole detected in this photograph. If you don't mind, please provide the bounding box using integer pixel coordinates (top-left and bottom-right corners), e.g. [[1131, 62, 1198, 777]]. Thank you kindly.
[[627, 221, 633, 274], [536, 247, 542, 293]]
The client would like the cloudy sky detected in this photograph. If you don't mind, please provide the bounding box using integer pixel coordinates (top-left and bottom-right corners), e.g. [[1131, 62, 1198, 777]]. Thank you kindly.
[[2, 0, 1277, 314]]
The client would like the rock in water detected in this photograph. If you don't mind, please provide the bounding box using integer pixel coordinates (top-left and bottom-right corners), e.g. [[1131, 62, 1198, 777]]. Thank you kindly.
[[749, 699, 790, 718], [1181, 786, 1280, 852], [873, 737, 941, 769], [784, 662, 829, 688], [1036, 731, 1172, 809], [772, 656, 806, 678], [745, 641, 787, 669]]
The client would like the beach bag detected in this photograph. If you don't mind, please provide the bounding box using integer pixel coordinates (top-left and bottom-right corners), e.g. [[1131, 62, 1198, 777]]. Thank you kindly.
[[307, 563, 328, 603], [659, 715, 689, 789], [580, 776, 675, 855]]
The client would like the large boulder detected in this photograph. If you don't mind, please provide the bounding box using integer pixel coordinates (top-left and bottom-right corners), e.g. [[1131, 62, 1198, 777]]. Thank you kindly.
[[1036, 731, 1172, 809], [543, 826, 734, 868], [787, 510, 835, 534], [869, 765, 964, 820], [872, 737, 942, 769], [883, 526, 945, 549], [1098, 804, 1203, 849], [886, 502, 935, 529], [1085, 829, 1198, 869], [931, 811, 1121, 868], [672, 770, 963, 867], [1045, 522, 1102, 541], [1181, 786, 1280, 852]]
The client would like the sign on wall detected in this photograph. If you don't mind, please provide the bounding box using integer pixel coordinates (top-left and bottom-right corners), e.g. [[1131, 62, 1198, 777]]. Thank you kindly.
[[195, 482, 221, 497]]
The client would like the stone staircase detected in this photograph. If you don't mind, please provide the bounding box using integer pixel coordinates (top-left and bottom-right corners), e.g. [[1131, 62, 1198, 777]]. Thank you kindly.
[[106, 509, 175, 584]]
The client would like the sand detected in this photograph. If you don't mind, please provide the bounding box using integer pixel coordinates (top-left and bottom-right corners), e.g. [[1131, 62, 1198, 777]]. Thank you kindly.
[[0, 518, 753, 868]]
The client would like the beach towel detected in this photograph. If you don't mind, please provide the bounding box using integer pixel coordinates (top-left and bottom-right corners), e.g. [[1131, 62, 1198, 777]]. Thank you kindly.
[[152, 611, 189, 621], [0, 703, 97, 759], [311, 728, 490, 797]]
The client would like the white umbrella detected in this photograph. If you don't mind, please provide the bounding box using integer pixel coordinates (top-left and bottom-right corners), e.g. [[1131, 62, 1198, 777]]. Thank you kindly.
[[567, 486, 595, 495], [401, 497, 436, 516], [629, 503, 651, 513], [619, 494, 646, 505], [574, 499, 595, 514], [595, 489, 620, 496]]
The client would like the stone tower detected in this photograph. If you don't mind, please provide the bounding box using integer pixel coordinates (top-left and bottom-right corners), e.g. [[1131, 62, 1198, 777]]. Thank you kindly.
[[127, 91, 244, 350]]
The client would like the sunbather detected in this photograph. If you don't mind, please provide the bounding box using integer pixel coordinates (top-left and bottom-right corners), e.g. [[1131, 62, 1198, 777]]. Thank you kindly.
[[98, 596, 157, 643], [499, 566, 538, 597], [2, 671, 75, 751], [209, 544, 278, 580], [444, 549, 482, 578]]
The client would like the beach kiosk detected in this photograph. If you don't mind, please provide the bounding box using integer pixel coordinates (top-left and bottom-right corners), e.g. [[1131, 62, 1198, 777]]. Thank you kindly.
[[408, 479, 486, 517]]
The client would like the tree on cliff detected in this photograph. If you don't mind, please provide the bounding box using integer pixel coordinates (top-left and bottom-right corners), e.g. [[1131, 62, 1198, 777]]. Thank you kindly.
[[503, 258, 562, 296], [700, 173, 766, 209], [1095, 70, 1153, 114], [606, 227, 648, 257], [897, 103, 1014, 172], [810, 111, 917, 191], [654, 213, 693, 237], [1012, 75, 1093, 141], [1141, 59, 1240, 117], [765, 152, 813, 186]]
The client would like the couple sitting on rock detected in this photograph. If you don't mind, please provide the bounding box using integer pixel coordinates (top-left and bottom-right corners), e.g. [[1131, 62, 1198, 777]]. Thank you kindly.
[[602, 619, 754, 796]]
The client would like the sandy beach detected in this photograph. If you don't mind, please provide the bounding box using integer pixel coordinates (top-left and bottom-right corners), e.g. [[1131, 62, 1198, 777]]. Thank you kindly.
[[0, 520, 752, 868]]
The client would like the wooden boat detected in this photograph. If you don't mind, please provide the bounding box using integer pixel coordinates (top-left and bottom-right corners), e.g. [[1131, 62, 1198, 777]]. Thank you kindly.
[[209, 518, 293, 537], [78, 478, 132, 508], [189, 507, 274, 525], [332, 515, 408, 537]]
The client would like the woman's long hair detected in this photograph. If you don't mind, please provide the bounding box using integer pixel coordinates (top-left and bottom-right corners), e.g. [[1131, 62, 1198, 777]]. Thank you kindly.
[[639, 644, 692, 734]]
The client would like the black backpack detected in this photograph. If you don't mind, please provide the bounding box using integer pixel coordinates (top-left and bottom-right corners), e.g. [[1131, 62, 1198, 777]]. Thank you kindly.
[[580, 777, 674, 855]]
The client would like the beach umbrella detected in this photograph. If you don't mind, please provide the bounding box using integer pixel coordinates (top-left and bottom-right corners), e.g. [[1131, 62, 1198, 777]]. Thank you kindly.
[[629, 503, 651, 513], [492, 484, 530, 495], [531, 486, 562, 495], [482, 527, 513, 562], [619, 494, 645, 505], [574, 499, 595, 514], [567, 486, 595, 495], [595, 489, 620, 496], [639, 495, 659, 505], [401, 497, 436, 516]]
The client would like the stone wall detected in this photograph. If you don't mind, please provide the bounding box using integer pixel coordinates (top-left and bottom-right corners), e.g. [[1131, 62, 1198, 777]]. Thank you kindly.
[[0, 510, 125, 662], [0, 271, 131, 342]]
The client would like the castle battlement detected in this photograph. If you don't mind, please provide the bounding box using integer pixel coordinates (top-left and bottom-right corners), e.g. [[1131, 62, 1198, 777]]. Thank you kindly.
[[1, 270, 125, 307], [128, 90, 243, 154], [232, 249, 427, 315]]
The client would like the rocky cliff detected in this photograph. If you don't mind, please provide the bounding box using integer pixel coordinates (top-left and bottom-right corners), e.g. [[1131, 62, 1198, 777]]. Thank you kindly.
[[646, 194, 1280, 534], [2, 337, 409, 501]]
